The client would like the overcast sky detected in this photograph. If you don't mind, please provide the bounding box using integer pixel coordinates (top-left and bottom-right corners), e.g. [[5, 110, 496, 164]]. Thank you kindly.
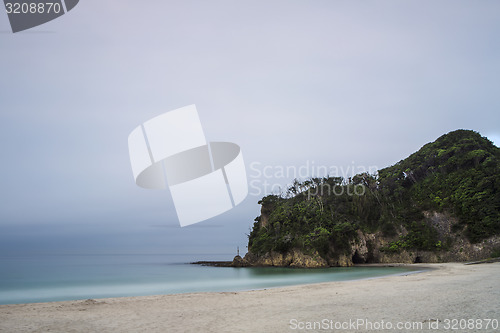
[[1, 1, 499, 257]]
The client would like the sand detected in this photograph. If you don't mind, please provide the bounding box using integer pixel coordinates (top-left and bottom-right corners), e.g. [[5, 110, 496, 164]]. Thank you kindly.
[[0, 263, 499, 333]]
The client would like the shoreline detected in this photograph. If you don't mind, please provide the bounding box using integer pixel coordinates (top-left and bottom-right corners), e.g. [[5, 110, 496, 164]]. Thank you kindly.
[[1, 262, 499, 332], [0, 263, 426, 306], [190, 260, 434, 268]]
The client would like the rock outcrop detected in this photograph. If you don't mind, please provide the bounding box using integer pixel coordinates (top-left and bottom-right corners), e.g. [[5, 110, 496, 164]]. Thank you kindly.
[[243, 249, 328, 268]]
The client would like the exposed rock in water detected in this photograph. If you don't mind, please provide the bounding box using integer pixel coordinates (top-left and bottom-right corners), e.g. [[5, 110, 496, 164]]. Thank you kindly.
[[231, 255, 249, 267], [191, 261, 233, 267]]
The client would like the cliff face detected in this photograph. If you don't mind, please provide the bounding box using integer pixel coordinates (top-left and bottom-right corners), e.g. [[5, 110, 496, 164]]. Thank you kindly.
[[243, 210, 500, 267], [244, 130, 500, 267], [244, 249, 328, 268]]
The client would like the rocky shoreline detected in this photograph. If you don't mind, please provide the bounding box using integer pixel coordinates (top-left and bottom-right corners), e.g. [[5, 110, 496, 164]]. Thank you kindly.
[[242, 211, 500, 268], [192, 250, 500, 269]]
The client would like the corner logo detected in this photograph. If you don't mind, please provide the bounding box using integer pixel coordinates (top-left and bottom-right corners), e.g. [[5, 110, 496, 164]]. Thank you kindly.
[[3, 0, 79, 33], [128, 105, 248, 227]]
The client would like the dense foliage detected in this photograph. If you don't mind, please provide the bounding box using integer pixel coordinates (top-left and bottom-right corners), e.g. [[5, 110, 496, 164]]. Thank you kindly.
[[248, 130, 500, 258]]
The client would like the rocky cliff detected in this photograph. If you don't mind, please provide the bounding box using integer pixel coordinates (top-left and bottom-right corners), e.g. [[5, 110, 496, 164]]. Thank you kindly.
[[239, 210, 500, 267], [243, 130, 500, 267]]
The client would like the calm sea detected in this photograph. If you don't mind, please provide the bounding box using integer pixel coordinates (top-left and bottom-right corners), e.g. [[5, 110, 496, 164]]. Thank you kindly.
[[0, 254, 422, 305]]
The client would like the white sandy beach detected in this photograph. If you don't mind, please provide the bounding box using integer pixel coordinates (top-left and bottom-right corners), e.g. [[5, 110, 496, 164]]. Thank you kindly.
[[0, 263, 499, 333]]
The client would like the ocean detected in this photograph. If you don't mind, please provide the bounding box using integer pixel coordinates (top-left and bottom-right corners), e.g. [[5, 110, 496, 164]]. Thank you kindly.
[[0, 254, 422, 305]]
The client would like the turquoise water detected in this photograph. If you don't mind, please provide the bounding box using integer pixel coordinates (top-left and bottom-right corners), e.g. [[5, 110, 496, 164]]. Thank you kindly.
[[0, 254, 423, 305]]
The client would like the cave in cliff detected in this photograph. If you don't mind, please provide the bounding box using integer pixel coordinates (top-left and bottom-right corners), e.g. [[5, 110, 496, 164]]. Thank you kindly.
[[352, 251, 366, 264]]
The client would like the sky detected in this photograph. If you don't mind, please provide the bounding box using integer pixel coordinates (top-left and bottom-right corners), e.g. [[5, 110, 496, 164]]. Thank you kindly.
[[0, 1, 499, 257]]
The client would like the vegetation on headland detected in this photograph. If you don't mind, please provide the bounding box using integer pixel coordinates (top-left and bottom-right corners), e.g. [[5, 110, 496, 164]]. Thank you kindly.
[[246, 130, 500, 265]]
